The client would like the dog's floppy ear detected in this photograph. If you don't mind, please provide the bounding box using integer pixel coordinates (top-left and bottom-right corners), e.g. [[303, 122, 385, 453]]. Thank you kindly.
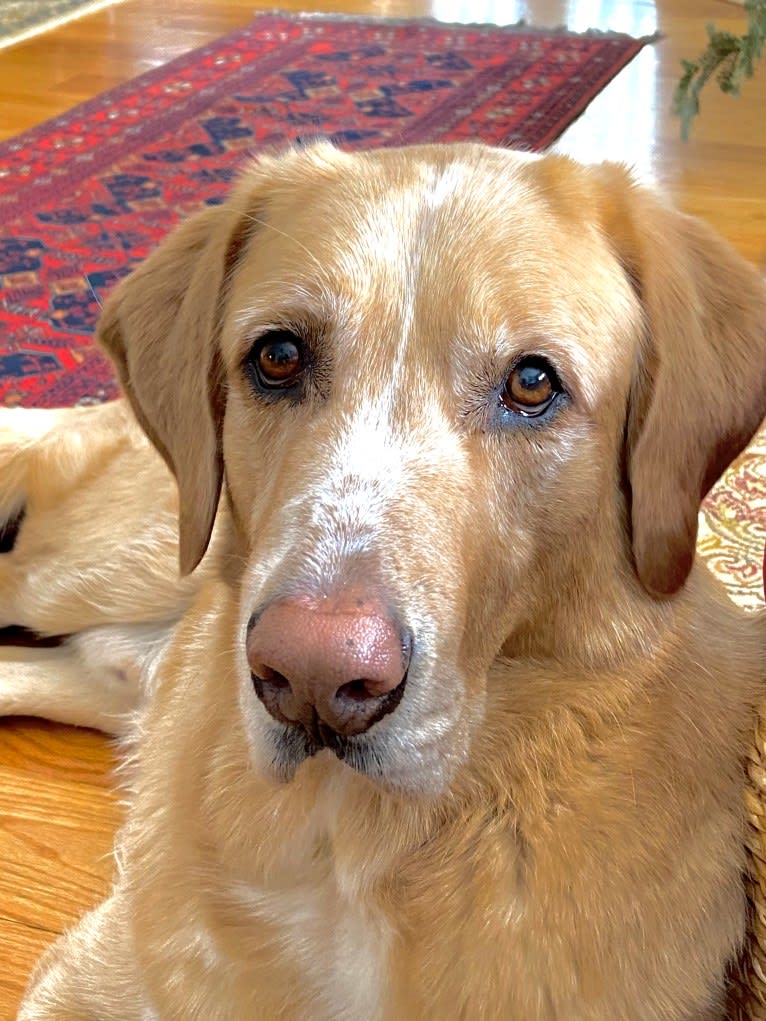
[[599, 166, 766, 596], [98, 201, 254, 575]]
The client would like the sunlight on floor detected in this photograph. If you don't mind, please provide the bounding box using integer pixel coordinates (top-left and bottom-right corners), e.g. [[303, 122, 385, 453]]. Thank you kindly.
[[429, 0, 657, 35]]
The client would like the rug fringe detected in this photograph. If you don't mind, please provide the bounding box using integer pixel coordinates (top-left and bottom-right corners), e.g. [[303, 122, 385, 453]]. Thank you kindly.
[[262, 8, 662, 45], [0, 0, 121, 52]]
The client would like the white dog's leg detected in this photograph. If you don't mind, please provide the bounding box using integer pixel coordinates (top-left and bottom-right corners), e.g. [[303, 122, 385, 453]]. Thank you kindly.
[[0, 647, 135, 734], [0, 621, 173, 733]]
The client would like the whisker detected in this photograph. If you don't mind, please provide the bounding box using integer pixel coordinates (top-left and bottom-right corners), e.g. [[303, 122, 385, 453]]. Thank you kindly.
[[87, 277, 104, 310], [240, 213, 325, 276]]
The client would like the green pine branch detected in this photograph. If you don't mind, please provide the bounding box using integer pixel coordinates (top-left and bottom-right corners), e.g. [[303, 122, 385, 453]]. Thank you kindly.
[[674, 0, 765, 139]]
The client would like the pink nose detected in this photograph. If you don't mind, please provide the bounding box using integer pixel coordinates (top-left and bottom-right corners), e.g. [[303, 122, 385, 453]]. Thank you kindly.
[[246, 589, 410, 740]]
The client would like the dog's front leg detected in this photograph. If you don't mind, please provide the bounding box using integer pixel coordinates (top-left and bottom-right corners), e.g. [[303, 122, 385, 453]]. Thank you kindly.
[[17, 892, 153, 1021], [0, 620, 173, 733]]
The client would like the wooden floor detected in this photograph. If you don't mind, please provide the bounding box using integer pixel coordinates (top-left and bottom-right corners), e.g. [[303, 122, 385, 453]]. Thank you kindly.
[[0, 0, 764, 1015]]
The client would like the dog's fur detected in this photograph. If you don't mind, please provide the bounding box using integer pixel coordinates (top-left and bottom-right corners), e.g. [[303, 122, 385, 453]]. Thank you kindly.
[[2, 142, 766, 1020]]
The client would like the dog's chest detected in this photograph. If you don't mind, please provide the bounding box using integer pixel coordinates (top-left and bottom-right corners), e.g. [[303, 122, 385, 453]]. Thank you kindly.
[[242, 877, 387, 1021], [229, 784, 391, 1021]]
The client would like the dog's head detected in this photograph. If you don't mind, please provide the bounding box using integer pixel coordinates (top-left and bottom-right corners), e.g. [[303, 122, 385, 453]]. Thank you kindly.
[[98, 143, 766, 794]]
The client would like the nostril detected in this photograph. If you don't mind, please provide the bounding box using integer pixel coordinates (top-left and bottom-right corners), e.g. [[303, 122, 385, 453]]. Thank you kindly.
[[338, 678, 377, 703], [336, 670, 407, 715], [251, 665, 296, 730], [256, 665, 290, 691]]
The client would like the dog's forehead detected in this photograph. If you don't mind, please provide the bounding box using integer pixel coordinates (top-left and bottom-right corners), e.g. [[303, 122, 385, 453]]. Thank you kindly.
[[226, 147, 639, 395], [242, 147, 578, 276]]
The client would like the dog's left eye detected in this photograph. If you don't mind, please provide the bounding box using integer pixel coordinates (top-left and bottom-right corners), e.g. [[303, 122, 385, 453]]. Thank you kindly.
[[501, 357, 561, 417], [247, 331, 306, 390]]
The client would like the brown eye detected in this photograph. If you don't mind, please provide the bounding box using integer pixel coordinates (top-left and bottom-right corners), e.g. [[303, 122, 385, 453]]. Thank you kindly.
[[249, 331, 305, 390], [501, 357, 560, 417]]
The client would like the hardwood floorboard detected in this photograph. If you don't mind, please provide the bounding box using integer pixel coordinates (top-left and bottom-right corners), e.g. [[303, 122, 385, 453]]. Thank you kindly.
[[1, 0, 764, 1014], [0, 917, 56, 1010], [0, 719, 118, 1015]]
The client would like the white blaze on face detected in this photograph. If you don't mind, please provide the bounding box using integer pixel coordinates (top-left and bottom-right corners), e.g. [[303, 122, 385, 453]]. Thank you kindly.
[[294, 163, 477, 585], [312, 396, 408, 553], [303, 385, 472, 594], [248, 167, 475, 595]]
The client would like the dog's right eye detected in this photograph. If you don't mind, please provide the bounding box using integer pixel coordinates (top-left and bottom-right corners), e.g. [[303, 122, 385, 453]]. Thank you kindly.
[[246, 331, 306, 391]]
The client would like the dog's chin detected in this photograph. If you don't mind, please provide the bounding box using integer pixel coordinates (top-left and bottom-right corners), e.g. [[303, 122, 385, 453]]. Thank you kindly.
[[256, 719, 461, 797]]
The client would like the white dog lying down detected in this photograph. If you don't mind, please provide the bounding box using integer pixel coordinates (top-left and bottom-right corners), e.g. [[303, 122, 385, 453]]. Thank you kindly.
[[1, 142, 765, 1021]]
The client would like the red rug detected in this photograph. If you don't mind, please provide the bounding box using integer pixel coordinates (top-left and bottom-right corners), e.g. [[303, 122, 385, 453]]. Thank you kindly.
[[0, 12, 650, 408]]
